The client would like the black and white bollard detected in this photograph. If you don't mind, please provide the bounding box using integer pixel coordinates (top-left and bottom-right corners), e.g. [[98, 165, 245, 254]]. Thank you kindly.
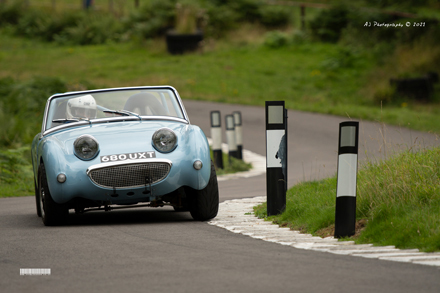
[[225, 114, 238, 161], [265, 101, 287, 216], [334, 121, 359, 238], [210, 111, 223, 169], [233, 111, 243, 160]]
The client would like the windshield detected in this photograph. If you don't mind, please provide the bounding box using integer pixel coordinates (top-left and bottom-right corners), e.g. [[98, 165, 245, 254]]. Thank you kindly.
[[45, 88, 185, 131]]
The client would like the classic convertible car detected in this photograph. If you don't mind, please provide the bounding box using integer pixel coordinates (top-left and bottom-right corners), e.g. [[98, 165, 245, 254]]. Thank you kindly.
[[31, 86, 219, 226]]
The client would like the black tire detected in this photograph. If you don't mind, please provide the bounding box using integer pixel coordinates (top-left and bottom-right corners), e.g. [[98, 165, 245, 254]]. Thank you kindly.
[[38, 163, 68, 226], [187, 161, 219, 221], [35, 180, 42, 217]]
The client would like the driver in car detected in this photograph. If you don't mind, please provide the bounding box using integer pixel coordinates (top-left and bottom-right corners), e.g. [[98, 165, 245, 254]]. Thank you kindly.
[[67, 95, 97, 119]]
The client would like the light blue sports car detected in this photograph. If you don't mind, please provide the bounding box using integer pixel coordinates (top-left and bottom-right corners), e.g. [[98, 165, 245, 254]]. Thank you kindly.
[[31, 86, 219, 226]]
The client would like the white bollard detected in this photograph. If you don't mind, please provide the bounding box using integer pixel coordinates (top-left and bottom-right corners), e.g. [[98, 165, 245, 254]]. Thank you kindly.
[[210, 111, 223, 169]]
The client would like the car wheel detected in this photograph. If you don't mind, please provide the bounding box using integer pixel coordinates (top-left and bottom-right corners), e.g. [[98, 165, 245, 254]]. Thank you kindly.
[[38, 163, 68, 226], [187, 161, 219, 221]]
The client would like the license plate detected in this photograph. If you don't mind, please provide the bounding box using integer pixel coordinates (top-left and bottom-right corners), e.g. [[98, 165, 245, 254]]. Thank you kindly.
[[100, 151, 156, 163]]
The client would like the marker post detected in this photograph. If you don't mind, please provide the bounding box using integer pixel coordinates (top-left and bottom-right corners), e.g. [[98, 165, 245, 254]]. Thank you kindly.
[[334, 121, 359, 238], [265, 101, 287, 216], [225, 114, 238, 162], [210, 111, 223, 169], [233, 111, 243, 160]]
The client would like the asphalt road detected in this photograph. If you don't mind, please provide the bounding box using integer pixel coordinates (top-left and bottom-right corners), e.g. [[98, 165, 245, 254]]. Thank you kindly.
[[1, 100, 439, 293]]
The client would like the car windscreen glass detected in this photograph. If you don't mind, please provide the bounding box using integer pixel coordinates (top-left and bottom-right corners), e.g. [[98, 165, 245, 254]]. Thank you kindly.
[[45, 89, 185, 130]]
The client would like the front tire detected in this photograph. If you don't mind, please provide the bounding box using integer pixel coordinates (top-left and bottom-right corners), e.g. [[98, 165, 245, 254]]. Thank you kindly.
[[35, 180, 42, 217], [187, 161, 219, 221], [38, 163, 68, 226]]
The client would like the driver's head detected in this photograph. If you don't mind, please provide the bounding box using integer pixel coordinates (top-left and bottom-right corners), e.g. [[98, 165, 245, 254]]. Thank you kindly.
[[67, 95, 97, 119]]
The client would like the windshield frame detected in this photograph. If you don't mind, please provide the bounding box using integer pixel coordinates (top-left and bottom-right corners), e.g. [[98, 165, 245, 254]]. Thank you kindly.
[[41, 86, 190, 136]]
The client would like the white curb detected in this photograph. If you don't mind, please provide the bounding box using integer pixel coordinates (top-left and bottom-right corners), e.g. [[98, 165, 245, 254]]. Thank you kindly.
[[208, 141, 440, 267], [209, 196, 440, 267]]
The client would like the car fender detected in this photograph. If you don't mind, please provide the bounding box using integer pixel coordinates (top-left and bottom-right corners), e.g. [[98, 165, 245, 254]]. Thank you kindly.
[[37, 135, 78, 204], [171, 124, 211, 191], [189, 125, 211, 190]]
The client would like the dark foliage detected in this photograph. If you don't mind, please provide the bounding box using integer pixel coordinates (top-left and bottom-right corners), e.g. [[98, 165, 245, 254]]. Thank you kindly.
[[310, 4, 349, 43]]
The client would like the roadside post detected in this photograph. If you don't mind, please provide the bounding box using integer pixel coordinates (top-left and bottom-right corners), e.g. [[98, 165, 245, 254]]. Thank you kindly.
[[334, 121, 359, 238], [265, 101, 287, 216], [210, 111, 223, 169], [233, 111, 243, 160], [225, 114, 238, 162]]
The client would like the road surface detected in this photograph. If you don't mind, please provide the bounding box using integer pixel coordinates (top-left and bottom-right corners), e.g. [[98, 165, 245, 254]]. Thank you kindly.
[[1, 100, 439, 293]]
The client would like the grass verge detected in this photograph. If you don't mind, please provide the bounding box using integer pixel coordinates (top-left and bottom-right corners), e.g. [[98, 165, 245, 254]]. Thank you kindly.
[[254, 146, 440, 252], [1, 31, 439, 134], [211, 149, 252, 176], [0, 147, 34, 197]]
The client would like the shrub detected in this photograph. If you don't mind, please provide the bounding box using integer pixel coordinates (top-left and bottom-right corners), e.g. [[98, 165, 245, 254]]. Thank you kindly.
[[14, 9, 48, 39], [320, 47, 359, 71], [228, 0, 261, 22], [259, 5, 291, 28], [0, 147, 32, 184], [56, 14, 123, 45], [40, 12, 83, 42], [124, 0, 175, 39], [263, 31, 289, 48], [291, 30, 309, 44], [205, 4, 239, 37], [310, 4, 349, 43], [373, 86, 396, 105], [0, 1, 24, 25], [0, 77, 67, 147]]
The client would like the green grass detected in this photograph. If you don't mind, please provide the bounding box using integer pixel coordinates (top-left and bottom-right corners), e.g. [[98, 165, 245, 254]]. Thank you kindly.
[[0, 147, 34, 197], [1, 29, 439, 133], [211, 150, 252, 176], [254, 146, 440, 252]]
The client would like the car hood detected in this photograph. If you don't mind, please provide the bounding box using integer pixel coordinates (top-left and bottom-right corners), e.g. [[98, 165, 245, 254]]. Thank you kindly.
[[44, 120, 192, 158]]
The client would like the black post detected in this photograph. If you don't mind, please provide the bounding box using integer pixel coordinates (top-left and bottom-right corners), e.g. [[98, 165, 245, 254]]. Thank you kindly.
[[334, 121, 359, 238], [233, 111, 243, 160], [266, 101, 287, 216], [225, 115, 238, 161], [210, 111, 223, 169]]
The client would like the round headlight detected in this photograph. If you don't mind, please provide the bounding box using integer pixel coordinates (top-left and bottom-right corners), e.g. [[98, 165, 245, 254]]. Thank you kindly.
[[152, 128, 177, 153], [73, 135, 99, 160]]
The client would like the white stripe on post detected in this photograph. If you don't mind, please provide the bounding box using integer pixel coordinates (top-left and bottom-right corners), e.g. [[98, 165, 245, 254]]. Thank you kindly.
[[210, 111, 223, 169], [336, 154, 357, 197], [225, 115, 237, 160]]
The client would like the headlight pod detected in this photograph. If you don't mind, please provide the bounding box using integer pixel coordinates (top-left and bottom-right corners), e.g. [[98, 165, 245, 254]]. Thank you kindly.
[[152, 128, 177, 153], [73, 135, 99, 160]]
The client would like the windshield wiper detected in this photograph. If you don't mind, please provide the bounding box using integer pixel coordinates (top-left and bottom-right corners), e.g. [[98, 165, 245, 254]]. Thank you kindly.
[[52, 118, 92, 126], [104, 110, 141, 120], [121, 110, 141, 120], [52, 118, 80, 123], [103, 110, 130, 116]]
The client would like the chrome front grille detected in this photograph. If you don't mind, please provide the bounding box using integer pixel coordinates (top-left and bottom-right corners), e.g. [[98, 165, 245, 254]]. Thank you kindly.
[[88, 161, 171, 189]]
